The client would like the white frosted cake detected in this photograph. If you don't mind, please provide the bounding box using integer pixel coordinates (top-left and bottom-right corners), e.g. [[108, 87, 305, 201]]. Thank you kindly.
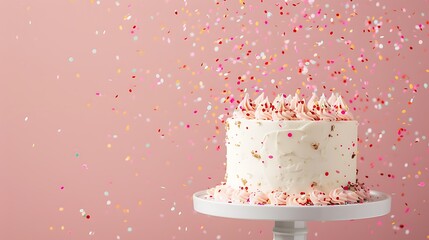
[[208, 92, 370, 205]]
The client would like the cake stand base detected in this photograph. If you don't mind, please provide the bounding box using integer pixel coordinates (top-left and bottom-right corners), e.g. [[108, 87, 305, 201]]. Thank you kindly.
[[193, 190, 391, 240], [273, 221, 307, 240]]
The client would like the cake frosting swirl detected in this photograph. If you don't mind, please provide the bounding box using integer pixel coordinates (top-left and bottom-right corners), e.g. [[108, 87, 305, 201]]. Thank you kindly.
[[233, 92, 353, 121], [271, 98, 296, 120], [233, 93, 256, 119]]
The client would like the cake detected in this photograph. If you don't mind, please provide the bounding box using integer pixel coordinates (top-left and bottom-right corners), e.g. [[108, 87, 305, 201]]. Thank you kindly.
[[207, 92, 370, 206]]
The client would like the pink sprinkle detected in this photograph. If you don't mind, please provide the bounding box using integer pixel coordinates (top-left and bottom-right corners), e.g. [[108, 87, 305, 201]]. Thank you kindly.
[[60, 186, 64, 190], [288, 132, 293, 137], [418, 181, 425, 187], [268, 155, 273, 159], [341, 110, 346, 115]]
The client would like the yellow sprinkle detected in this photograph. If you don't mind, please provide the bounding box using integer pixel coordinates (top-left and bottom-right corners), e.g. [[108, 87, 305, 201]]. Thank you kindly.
[[395, 75, 399, 80], [61, 226, 65, 230], [379, 55, 383, 60], [401, 109, 406, 114], [115, 204, 121, 209], [409, 83, 413, 89], [59, 207, 64, 212], [125, 156, 131, 161], [197, 166, 202, 171], [123, 208, 130, 214], [49, 226, 54, 231], [117, 68, 121, 74], [75, 73, 80, 78], [118, 25, 123, 31], [255, 21, 259, 26], [319, 27, 324, 31], [107, 143, 112, 148], [418, 170, 422, 175], [125, 124, 130, 131], [138, 201, 143, 205], [425, 69, 429, 73]]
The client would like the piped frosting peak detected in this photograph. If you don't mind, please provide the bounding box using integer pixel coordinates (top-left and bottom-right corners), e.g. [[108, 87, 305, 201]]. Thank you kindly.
[[234, 92, 354, 121]]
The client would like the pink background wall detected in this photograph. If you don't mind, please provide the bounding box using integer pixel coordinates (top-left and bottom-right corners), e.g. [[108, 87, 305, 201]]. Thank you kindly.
[[1, 0, 428, 239]]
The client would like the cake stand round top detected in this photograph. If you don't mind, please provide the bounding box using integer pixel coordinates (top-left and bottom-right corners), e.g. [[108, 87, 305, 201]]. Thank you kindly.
[[193, 190, 391, 221]]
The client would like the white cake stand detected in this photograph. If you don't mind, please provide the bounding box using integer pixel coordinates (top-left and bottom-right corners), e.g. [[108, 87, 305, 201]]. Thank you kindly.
[[193, 190, 391, 240]]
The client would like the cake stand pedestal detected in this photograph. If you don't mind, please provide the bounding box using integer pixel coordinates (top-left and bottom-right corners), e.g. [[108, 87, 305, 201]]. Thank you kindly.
[[193, 190, 391, 240]]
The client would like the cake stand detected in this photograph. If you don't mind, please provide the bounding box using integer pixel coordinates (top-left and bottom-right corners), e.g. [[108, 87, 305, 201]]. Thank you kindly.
[[193, 190, 391, 240]]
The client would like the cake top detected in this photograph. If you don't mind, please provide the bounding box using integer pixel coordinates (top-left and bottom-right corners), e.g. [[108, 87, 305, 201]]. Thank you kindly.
[[233, 92, 353, 121]]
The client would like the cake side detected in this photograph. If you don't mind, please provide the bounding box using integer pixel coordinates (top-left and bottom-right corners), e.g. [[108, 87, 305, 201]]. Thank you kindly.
[[225, 119, 358, 197]]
